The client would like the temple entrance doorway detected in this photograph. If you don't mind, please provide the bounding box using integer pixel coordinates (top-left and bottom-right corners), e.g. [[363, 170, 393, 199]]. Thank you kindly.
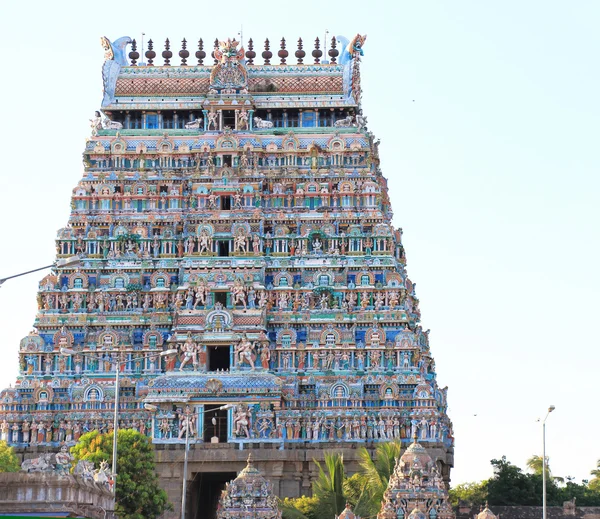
[[191, 471, 236, 519], [203, 404, 228, 443]]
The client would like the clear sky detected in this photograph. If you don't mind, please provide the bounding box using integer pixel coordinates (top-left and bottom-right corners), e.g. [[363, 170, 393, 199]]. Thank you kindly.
[[0, 0, 598, 486]]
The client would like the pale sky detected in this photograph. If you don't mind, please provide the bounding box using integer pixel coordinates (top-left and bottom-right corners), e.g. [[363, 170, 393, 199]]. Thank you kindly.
[[0, 0, 598, 486]]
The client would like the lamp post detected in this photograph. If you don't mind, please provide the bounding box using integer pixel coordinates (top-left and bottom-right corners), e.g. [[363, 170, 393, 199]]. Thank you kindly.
[[0, 256, 81, 287], [60, 347, 177, 490], [542, 405, 556, 519]]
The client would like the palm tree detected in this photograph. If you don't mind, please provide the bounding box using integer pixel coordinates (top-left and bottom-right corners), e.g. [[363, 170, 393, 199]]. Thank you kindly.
[[591, 460, 600, 479], [526, 455, 546, 476], [348, 441, 402, 517], [526, 455, 564, 483], [312, 452, 347, 518]]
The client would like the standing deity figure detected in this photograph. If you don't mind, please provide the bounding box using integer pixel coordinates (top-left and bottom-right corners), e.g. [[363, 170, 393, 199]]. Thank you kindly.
[[198, 230, 212, 254], [231, 278, 247, 309], [237, 109, 249, 130], [388, 290, 400, 309], [179, 334, 198, 371], [207, 110, 219, 131], [260, 344, 271, 370], [257, 291, 268, 309], [178, 406, 196, 439], [233, 406, 251, 438], [252, 234, 261, 254], [374, 292, 385, 311], [233, 233, 247, 254], [193, 283, 208, 309], [236, 334, 255, 369]]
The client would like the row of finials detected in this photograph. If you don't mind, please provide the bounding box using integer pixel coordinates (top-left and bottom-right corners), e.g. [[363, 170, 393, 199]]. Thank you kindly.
[[128, 37, 342, 66]]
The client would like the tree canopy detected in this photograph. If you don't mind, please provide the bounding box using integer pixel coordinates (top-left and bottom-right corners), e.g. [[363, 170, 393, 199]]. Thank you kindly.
[[0, 441, 20, 473], [71, 429, 171, 519], [452, 455, 600, 508]]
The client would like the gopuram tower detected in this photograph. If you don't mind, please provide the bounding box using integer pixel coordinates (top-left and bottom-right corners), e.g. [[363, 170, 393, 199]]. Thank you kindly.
[[0, 34, 454, 518]]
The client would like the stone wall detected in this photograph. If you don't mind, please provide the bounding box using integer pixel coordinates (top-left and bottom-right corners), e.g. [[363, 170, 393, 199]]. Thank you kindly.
[[0, 472, 115, 519]]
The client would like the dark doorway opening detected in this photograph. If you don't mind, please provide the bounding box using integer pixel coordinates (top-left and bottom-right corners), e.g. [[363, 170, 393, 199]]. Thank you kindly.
[[208, 346, 230, 372], [192, 471, 236, 519], [217, 240, 229, 257], [221, 196, 231, 210], [214, 292, 228, 307], [222, 110, 235, 128], [223, 154, 232, 167], [203, 404, 229, 443]]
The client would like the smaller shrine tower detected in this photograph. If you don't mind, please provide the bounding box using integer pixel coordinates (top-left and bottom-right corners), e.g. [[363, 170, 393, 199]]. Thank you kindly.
[[216, 454, 281, 519], [378, 437, 455, 519]]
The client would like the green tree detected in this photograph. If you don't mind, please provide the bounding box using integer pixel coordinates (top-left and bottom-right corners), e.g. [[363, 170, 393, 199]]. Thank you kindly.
[[487, 456, 540, 505], [312, 452, 347, 518], [71, 429, 171, 519], [449, 481, 489, 507], [526, 455, 564, 483], [281, 495, 319, 519], [347, 441, 402, 517], [0, 441, 20, 473], [591, 460, 600, 481]]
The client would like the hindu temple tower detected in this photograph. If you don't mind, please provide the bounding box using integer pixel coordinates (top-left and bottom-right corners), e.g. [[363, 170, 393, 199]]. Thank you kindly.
[[0, 34, 454, 519]]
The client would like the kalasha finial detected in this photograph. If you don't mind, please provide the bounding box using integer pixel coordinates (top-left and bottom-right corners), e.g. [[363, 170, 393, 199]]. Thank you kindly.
[[246, 452, 253, 465], [196, 39, 206, 65], [128, 39, 139, 66], [162, 38, 172, 66], [179, 38, 189, 66], [329, 37, 339, 64], [212, 38, 219, 64], [312, 37, 322, 64], [245, 38, 255, 65], [145, 39, 155, 65], [262, 38, 272, 65], [278, 37, 288, 65], [295, 37, 305, 64]]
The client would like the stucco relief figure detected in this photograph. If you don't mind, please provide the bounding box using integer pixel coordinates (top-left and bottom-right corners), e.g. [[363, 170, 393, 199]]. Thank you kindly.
[[334, 115, 354, 128], [193, 283, 208, 309], [207, 111, 219, 131], [101, 114, 123, 130], [232, 279, 247, 309], [236, 334, 255, 370], [185, 117, 203, 129], [198, 231, 212, 254], [260, 344, 271, 369], [233, 233, 248, 254], [90, 111, 103, 136], [54, 445, 73, 475], [233, 405, 251, 438], [178, 406, 196, 439], [253, 117, 273, 129], [179, 334, 198, 371], [237, 109, 249, 130]]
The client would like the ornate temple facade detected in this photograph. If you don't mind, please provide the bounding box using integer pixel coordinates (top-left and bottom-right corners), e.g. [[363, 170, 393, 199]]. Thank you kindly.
[[0, 33, 453, 517]]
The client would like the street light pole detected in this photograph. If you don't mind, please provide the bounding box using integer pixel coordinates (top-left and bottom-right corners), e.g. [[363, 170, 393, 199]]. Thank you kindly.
[[181, 423, 190, 519], [542, 405, 555, 519], [0, 256, 81, 287], [112, 363, 120, 479]]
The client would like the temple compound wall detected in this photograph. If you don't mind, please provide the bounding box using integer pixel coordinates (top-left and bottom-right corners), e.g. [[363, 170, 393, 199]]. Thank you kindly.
[[1, 33, 454, 519]]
